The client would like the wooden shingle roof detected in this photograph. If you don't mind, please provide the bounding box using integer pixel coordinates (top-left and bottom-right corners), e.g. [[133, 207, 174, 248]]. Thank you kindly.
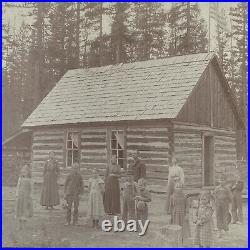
[[23, 53, 216, 127]]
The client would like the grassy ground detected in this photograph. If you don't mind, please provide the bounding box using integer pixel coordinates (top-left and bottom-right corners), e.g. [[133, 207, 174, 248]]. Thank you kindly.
[[2, 186, 248, 248]]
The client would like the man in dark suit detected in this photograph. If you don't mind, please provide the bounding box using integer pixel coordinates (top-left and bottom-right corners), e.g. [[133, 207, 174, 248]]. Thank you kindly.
[[131, 151, 146, 182]]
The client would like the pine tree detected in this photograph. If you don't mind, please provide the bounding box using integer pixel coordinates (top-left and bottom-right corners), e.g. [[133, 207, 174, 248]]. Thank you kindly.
[[230, 3, 248, 159], [167, 2, 208, 56], [131, 3, 168, 61], [109, 2, 132, 64]]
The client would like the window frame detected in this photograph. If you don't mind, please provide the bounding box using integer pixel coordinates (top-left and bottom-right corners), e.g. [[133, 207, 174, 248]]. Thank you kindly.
[[108, 128, 127, 170], [65, 130, 81, 168]]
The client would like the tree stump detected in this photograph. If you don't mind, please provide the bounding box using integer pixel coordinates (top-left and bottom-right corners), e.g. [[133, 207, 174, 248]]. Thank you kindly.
[[159, 224, 183, 248]]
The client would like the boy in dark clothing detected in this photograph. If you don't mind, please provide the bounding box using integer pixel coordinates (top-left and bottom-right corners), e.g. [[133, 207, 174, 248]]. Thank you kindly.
[[122, 171, 136, 224], [231, 174, 244, 224], [64, 163, 84, 226], [213, 174, 232, 238]]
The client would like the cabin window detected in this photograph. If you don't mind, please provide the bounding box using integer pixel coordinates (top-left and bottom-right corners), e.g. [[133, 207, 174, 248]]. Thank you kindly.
[[111, 130, 125, 169], [66, 131, 80, 167]]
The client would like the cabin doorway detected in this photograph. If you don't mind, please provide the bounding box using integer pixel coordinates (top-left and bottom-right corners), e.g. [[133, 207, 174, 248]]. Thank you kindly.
[[203, 135, 215, 186]]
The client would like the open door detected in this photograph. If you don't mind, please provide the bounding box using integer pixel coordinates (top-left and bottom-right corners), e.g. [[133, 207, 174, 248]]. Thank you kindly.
[[203, 135, 215, 186]]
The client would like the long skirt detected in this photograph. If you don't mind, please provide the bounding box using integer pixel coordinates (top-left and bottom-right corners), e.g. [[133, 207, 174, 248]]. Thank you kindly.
[[40, 173, 60, 206], [88, 190, 105, 219], [16, 196, 33, 220], [194, 220, 214, 247], [165, 179, 175, 214], [104, 175, 120, 215]]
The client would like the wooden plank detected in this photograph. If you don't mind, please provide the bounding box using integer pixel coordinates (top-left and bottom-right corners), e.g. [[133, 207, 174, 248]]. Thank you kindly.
[[127, 144, 169, 152], [33, 145, 63, 150], [127, 137, 169, 144], [81, 145, 106, 150], [81, 137, 106, 143], [81, 158, 107, 164], [127, 131, 168, 137]]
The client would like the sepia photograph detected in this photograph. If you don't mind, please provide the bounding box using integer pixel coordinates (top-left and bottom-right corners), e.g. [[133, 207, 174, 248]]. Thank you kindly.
[[2, 2, 248, 248]]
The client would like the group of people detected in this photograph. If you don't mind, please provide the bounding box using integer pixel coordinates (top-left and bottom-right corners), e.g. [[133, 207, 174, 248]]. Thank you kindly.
[[15, 151, 150, 230], [15, 150, 244, 247], [164, 157, 244, 247]]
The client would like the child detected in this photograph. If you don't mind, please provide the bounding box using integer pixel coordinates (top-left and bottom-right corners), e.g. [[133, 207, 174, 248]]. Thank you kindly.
[[135, 178, 151, 230], [231, 174, 244, 224], [122, 171, 136, 224], [64, 163, 84, 226], [213, 174, 232, 238], [88, 169, 105, 229], [16, 165, 33, 230], [169, 182, 190, 242], [194, 191, 214, 248]]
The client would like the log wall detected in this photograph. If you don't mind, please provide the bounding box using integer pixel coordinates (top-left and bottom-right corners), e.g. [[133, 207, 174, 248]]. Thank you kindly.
[[32, 128, 64, 183], [127, 125, 171, 187], [173, 122, 237, 188], [214, 133, 237, 184], [173, 129, 203, 188]]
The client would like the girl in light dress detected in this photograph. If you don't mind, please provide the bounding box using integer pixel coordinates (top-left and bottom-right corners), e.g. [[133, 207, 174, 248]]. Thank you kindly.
[[16, 165, 33, 230], [165, 156, 185, 214], [87, 169, 105, 229]]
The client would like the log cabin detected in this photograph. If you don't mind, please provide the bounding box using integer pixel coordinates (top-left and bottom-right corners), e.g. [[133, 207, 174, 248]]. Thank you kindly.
[[22, 52, 244, 191]]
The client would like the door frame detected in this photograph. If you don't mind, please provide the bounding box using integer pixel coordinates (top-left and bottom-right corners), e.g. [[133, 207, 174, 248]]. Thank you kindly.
[[202, 132, 215, 187]]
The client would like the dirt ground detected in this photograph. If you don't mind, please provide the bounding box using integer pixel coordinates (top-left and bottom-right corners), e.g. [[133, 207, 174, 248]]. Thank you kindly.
[[2, 186, 248, 248]]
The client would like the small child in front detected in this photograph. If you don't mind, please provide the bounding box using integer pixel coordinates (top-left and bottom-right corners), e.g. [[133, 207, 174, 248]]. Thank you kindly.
[[16, 165, 33, 230], [135, 178, 151, 231], [64, 163, 84, 226], [170, 182, 190, 243], [194, 191, 214, 248]]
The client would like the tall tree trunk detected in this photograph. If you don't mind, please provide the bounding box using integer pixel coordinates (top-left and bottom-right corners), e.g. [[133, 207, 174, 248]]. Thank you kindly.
[[186, 2, 191, 53], [75, 2, 80, 67], [241, 8, 247, 160], [99, 3, 103, 66]]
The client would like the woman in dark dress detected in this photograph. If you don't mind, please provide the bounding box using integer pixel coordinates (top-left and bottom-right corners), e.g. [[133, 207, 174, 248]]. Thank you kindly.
[[104, 155, 121, 215], [40, 151, 60, 209]]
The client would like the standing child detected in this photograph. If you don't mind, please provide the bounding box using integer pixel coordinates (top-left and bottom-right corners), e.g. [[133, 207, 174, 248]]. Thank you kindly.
[[213, 174, 232, 238], [194, 191, 214, 248], [122, 171, 136, 224], [135, 178, 151, 230], [231, 174, 244, 224], [169, 182, 190, 243], [64, 163, 84, 226], [88, 169, 105, 229], [16, 165, 33, 230]]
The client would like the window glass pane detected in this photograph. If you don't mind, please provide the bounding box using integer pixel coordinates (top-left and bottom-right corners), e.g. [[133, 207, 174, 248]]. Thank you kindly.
[[67, 150, 72, 167], [111, 132, 116, 140], [67, 141, 72, 149], [112, 150, 117, 157], [72, 132, 79, 149], [73, 150, 79, 164], [118, 150, 123, 158], [111, 139, 116, 149], [68, 132, 72, 140], [118, 158, 123, 168]]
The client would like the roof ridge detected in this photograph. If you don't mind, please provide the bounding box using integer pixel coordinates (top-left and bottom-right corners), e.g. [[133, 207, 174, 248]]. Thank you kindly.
[[67, 52, 215, 74]]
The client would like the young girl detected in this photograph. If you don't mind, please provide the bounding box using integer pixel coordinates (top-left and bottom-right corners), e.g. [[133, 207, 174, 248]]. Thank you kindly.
[[169, 182, 190, 243], [88, 169, 105, 229], [194, 191, 214, 248], [16, 165, 33, 230]]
